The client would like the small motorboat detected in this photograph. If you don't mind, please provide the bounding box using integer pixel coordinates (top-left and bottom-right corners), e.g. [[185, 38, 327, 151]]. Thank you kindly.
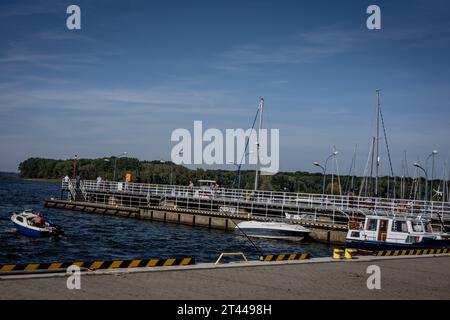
[[346, 215, 449, 251], [235, 220, 310, 241], [11, 210, 64, 238]]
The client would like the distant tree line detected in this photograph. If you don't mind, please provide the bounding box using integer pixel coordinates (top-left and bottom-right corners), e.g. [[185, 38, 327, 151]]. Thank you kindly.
[[18, 157, 441, 199]]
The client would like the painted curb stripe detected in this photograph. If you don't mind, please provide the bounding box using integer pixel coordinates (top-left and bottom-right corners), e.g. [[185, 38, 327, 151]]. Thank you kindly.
[[375, 249, 449, 256], [0, 257, 195, 273], [259, 253, 311, 261]]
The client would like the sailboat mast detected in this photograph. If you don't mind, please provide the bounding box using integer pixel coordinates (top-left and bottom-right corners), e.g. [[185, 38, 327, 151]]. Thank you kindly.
[[351, 144, 357, 191], [400, 160, 405, 199], [375, 89, 381, 196], [369, 136, 375, 196], [254, 97, 264, 191]]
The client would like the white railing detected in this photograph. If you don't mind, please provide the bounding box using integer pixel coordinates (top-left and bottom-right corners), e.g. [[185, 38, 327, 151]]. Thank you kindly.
[[79, 180, 87, 201], [62, 179, 77, 201], [63, 179, 450, 224]]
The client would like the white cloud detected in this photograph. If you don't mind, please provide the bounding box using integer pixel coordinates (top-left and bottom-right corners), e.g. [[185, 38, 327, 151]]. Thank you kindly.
[[215, 28, 363, 71]]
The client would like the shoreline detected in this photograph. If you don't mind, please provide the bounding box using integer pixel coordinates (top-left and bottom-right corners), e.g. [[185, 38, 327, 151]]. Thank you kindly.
[[0, 176, 60, 183]]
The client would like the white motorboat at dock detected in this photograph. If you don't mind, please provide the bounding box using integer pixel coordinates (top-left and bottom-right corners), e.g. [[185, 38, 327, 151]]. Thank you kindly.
[[346, 214, 449, 251], [235, 220, 311, 241]]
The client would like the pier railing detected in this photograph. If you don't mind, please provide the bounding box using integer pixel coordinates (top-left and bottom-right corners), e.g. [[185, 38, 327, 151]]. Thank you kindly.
[[62, 179, 450, 228]]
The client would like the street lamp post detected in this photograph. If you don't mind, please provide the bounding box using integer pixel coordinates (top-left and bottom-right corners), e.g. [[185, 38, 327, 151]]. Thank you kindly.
[[72, 154, 78, 179], [425, 150, 438, 201], [313, 162, 326, 197], [159, 159, 173, 185], [159, 150, 183, 186], [313, 151, 338, 198], [103, 158, 111, 180], [414, 162, 428, 202], [112, 152, 128, 182]]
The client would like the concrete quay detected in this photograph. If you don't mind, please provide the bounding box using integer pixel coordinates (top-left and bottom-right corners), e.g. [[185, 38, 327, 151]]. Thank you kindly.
[[1, 255, 449, 300]]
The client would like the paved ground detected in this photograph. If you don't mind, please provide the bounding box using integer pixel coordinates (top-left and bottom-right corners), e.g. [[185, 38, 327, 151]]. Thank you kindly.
[[1, 256, 449, 299]]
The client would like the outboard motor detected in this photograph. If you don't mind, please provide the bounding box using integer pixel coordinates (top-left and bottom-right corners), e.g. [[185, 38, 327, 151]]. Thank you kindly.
[[51, 225, 64, 236]]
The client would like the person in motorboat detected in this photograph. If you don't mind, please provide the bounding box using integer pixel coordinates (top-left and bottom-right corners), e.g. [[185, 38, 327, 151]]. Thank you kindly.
[[11, 210, 65, 238], [32, 212, 45, 228]]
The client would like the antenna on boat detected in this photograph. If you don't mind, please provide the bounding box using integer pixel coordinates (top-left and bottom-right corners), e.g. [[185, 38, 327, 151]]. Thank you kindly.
[[254, 97, 264, 191]]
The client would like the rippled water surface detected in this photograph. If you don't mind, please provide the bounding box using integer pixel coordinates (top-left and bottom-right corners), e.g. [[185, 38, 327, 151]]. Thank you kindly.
[[0, 179, 333, 264]]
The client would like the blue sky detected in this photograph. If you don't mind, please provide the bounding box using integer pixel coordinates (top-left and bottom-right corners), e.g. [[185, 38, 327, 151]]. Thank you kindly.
[[0, 0, 449, 178]]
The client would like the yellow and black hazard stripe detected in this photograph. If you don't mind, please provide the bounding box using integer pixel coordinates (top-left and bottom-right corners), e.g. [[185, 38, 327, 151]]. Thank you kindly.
[[376, 248, 449, 257], [259, 253, 310, 262], [0, 257, 195, 273]]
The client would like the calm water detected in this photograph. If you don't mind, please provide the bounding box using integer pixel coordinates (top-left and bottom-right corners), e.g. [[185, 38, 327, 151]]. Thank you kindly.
[[0, 179, 332, 264]]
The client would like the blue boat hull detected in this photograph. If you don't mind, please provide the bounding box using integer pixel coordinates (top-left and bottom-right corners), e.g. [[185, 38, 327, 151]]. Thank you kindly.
[[13, 222, 50, 238], [346, 239, 450, 251]]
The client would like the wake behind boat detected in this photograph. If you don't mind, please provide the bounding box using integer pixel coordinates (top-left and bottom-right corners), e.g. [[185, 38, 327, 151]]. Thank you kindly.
[[11, 209, 64, 238], [235, 220, 311, 241]]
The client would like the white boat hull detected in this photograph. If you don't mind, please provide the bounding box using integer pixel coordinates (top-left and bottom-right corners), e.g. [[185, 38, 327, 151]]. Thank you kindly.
[[235, 221, 310, 241]]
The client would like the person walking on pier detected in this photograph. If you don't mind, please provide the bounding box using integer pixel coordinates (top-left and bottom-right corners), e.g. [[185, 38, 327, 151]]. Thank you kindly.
[[96, 176, 102, 189], [188, 181, 194, 195]]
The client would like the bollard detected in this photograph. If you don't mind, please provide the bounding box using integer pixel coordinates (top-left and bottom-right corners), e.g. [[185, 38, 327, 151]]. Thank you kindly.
[[344, 248, 357, 259], [333, 248, 344, 259]]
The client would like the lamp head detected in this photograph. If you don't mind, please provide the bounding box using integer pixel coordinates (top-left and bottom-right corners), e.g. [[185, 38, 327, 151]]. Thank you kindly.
[[313, 162, 320, 166]]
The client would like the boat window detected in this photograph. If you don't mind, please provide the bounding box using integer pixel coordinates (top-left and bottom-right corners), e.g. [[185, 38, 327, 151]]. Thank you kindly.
[[350, 231, 360, 238], [16, 216, 23, 223], [412, 221, 424, 232], [366, 219, 377, 231], [424, 223, 433, 233], [391, 220, 408, 233]]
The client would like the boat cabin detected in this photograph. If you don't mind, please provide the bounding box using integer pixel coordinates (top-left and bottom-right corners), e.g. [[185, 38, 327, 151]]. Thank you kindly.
[[347, 215, 436, 244]]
